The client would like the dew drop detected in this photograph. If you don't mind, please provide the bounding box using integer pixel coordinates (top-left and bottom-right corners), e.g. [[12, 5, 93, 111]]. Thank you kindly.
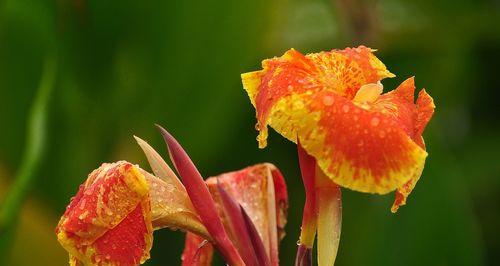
[[79, 199, 87, 210], [322, 95, 334, 106], [342, 104, 350, 113], [371, 117, 380, 126]]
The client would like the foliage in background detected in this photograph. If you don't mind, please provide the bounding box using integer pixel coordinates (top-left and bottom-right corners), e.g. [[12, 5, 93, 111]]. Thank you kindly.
[[0, 0, 499, 265]]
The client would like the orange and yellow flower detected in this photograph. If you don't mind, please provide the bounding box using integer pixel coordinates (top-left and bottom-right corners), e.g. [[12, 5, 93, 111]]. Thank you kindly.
[[55, 161, 154, 265], [242, 46, 435, 265], [242, 46, 434, 211]]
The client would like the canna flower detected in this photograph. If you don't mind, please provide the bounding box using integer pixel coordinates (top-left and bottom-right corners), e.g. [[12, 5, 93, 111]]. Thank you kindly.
[[241, 46, 435, 265], [55, 161, 155, 265], [56, 125, 288, 266]]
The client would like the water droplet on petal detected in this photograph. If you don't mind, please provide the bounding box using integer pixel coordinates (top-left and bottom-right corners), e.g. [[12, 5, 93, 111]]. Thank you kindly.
[[254, 122, 260, 130], [342, 104, 350, 113], [323, 95, 334, 106]]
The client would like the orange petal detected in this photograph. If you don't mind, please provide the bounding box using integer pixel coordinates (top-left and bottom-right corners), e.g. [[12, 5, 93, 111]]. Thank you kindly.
[[391, 87, 435, 212], [182, 232, 214, 266], [56, 161, 153, 265], [414, 89, 435, 148], [241, 46, 394, 148], [205, 163, 288, 266]]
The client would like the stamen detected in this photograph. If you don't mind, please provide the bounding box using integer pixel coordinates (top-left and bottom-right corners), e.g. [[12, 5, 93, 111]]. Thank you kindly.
[[353, 82, 383, 103]]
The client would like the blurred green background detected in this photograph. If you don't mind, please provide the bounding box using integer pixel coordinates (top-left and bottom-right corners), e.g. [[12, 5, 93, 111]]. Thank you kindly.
[[1, 0, 499, 265]]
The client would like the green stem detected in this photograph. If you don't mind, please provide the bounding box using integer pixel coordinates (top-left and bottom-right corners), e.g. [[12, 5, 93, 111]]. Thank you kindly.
[[0, 54, 57, 259]]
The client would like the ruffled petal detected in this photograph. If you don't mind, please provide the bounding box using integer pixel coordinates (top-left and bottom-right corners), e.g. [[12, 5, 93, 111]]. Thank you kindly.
[[56, 161, 153, 265], [243, 52, 432, 194], [391, 86, 435, 212], [242, 46, 394, 148]]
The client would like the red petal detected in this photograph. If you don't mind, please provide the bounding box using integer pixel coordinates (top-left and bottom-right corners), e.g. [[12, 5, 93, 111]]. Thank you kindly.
[[297, 141, 317, 248], [156, 125, 244, 266], [206, 163, 288, 266], [91, 203, 152, 265], [269, 167, 288, 242], [295, 245, 312, 266], [182, 232, 214, 266], [241, 205, 272, 266], [56, 161, 152, 265], [217, 183, 261, 266]]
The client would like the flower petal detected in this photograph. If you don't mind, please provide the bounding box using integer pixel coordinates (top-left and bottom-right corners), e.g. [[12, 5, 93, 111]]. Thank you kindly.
[[157, 125, 244, 266], [242, 46, 393, 148], [134, 136, 209, 238], [391, 87, 435, 212], [134, 136, 185, 191], [296, 140, 317, 248], [142, 170, 209, 239], [316, 167, 342, 266], [56, 161, 153, 265], [182, 232, 214, 266], [256, 85, 427, 194], [206, 163, 288, 265], [217, 182, 261, 266], [241, 205, 272, 266]]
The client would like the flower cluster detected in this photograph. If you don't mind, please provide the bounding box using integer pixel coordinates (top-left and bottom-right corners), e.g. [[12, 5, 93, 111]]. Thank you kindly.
[[56, 46, 435, 266], [56, 126, 288, 265]]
